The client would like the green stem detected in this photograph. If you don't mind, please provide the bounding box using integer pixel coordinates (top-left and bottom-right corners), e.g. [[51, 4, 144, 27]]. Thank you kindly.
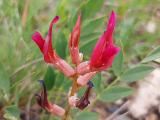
[[62, 76, 79, 120]]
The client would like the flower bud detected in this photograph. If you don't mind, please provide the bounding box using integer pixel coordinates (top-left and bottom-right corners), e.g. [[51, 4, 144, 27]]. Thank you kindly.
[[53, 59, 75, 77], [68, 96, 79, 107], [76, 81, 94, 110], [77, 61, 90, 75], [35, 80, 65, 117], [77, 72, 97, 86]]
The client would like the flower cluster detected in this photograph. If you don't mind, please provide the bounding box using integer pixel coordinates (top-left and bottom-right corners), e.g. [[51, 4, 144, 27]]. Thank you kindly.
[[32, 11, 119, 117]]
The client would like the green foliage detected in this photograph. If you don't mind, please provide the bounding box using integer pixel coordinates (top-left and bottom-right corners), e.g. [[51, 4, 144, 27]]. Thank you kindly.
[[92, 73, 102, 93], [81, 0, 105, 20], [0, 63, 10, 94], [55, 31, 68, 59], [44, 66, 56, 90], [120, 65, 155, 83], [142, 47, 160, 63], [99, 86, 133, 102], [75, 111, 99, 120], [4, 105, 20, 120], [112, 51, 123, 76], [81, 17, 105, 36], [0, 0, 160, 119]]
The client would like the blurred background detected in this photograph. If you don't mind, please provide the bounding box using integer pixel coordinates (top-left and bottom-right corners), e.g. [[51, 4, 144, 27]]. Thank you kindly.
[[0, 0, 160, 120]]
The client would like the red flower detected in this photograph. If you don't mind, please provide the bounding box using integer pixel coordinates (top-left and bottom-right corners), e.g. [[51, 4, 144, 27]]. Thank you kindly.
[[32, 16, 59, 63], [69, 15, 81, 65], [32, 16, 75, 77], [90, 11, 120, 71]]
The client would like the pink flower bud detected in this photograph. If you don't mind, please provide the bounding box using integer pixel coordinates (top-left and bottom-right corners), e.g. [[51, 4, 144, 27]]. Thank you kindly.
[[68, 96, 79, 107], [77, 61, 90, 75], [77, 72, 97, 86], [48, 103, 65, 117], [53, 59, 75, 77], [69, 15, 81, 65]]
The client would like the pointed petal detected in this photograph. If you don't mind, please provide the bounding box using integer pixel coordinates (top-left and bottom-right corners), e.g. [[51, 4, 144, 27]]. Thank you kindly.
[[69, 15, 81, 65], [105, 11, 116, 43], [43, 16, 60, 63], [69, 15, 81, 48], [32, 31, 45, 52]]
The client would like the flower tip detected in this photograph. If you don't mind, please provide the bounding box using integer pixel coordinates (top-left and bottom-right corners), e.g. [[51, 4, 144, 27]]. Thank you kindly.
[[38, 80, 47, 93], [78, 14, 81, 22], [31, 31, 44, 52], [52, 16, 60, 23], [111, 10, 116, 16], [31, 31, 43, 43], [31, 31, 38, 40], [38, 80, 45, 86], [107, 11, 116, 28], [87, 81, 94, 88], [110, 11, 116, 20]]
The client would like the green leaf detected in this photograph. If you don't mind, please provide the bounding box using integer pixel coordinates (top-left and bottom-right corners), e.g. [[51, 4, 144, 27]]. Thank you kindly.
[[121, 65, 154, 83], [44, 66, 56, 90], [55, 73, 65, 88], [80, 32, 101, 42], [112, 51, 123, 76], [142, 47, 160, 63], [92, 73, 102, 92], [81, 0, 105, 20], [99, 86, 133, 102], [4, 105, 20, 120], [80, 38, 97, 56], [28, 0, 47, 21], [81, 17, 104, 36], [55, 31, 67, 59], [0, 63, 10, 93], [75, 112, 99, 120]]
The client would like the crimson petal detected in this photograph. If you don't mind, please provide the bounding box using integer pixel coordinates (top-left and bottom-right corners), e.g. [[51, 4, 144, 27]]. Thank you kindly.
[[90, 11, 119, 71], [69, 15, 81, 65], [35, 80, 50, 109], [32, 31, 45, 52], [43, 16, 60, 63], [76, 81, 94, 110]]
